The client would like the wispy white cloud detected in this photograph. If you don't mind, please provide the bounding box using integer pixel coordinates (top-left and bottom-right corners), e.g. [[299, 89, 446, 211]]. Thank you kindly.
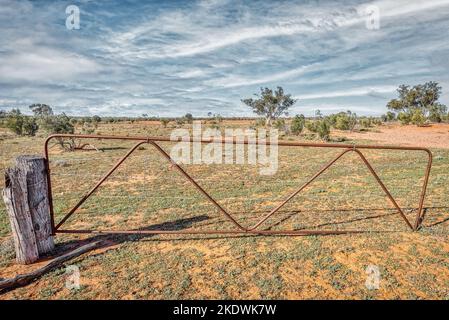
[[206, 63, 320, 88], [0, 0, 449, 116], [0, 48, 101, 82], [295, 85, 397, 100], [371, 0, 449, 18]]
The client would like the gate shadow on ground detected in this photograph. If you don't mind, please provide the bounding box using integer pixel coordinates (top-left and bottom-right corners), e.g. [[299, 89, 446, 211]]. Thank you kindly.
[[198, 206, 449, 230], [51, 215, 211, 258], [51, 205, 449, 258]]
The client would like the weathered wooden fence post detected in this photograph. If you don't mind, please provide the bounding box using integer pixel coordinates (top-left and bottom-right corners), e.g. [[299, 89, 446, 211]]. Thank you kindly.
[[2, 155, 54, 264]]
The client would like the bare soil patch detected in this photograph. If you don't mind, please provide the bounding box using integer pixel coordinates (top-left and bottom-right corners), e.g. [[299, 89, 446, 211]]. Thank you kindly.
[[333, 123, 449, 149]]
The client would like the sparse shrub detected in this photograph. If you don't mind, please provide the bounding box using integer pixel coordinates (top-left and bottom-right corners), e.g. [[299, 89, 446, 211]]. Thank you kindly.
[[428, 104, 447, 123], [386, 111, 396, 121], [273, 118, 286, 131], [6, 109, 24, 135], [254, 118, 266, 127], [81, 121, 96, 134], [38, 113, 76, 150], [45, 113, 75, 134], [371, 118, 382, 126], [411, 109, 426, 126], [306, 119, 330, 141], [428, 111, 442, 123], [327, 111, 357, 131], [22, 117, 39, 136], [335, 116, 351, 130], [359, 118, 372, 128], [316, 119, 331, 141], [305, 120, 318, 133], [290, 114, 305, 135], [83, 117, 93, 123], [5, 109, 38, 136], [161, 118, 170, 128], [398, 112, 411, 125]]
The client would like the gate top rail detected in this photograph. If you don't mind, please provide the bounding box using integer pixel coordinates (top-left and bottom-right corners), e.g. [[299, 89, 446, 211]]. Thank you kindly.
[[45, 133, 433, 152]]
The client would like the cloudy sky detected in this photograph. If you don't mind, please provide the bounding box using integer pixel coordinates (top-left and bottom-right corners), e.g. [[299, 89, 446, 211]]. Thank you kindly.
[[1, 0, 449, 117]]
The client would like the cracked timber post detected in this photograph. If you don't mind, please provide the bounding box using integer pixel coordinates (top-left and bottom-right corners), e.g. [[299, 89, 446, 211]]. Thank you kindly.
[[2, 155, 54, 264]]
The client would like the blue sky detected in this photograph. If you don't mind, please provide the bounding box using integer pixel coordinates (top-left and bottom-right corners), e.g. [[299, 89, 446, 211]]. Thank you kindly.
[[1, 0, 449, 117]]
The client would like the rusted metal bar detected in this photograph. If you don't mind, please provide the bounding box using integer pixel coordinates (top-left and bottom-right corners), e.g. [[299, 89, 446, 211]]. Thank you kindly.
[[45, 133, 432, 151], [43, 134, 433, 236], [54, 141, 148, 230], [147, 141, 247, 231], [55, 229, 366, 236], [413, 149, 433, 230], [248, 148, 416, 231], [248, 148, 353, 231], [352, 149, 413, 230], [44, 139, 55, 235]]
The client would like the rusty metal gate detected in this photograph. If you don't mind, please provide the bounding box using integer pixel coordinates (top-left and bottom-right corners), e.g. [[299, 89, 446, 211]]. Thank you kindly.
[[44, 134, 432, 236]]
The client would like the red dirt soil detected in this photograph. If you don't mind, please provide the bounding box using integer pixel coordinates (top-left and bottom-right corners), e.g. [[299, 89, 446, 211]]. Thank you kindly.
[[333, 123, 449, 149]]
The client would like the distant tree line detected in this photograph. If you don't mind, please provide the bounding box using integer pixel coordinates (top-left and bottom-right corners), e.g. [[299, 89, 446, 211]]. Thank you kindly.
[[241, 83, 447, 141], [1, 82, 447, 142], [0, 104, 103, 137]]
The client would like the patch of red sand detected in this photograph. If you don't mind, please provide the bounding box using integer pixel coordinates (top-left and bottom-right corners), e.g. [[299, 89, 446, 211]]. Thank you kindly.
[[333, 123, 449, 149]]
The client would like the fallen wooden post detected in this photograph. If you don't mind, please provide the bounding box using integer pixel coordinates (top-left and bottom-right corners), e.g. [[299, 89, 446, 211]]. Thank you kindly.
[[2, 155, 55, 264], [0, 240, 104, 292]]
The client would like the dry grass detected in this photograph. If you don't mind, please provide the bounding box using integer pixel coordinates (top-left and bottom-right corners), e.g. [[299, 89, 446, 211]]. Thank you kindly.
[[0, 120, 448, 299]]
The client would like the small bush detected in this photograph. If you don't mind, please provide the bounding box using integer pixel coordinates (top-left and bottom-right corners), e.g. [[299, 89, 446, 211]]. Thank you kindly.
[[428, 112, 442, 123], [398, 112, 411, 125], [160, 118, 170, 128], [386, 111, 396, 121], [273, 118, 286, 131], [81, 122, 96, 134], [22, 117, 39, 136], [306, 119, 330, 141], [316, 119, 331, 141], [290, 114, 305, 135], [327, 111, 357, 131], [359, 118, 372, 128], [6, 109, 24, 135], [371, 118, 382, 126], [44, 113, 75, 134], [305, 120, 318, 133], [5, 109, 38, 136], [411, 109, 426, 126], [335, 116, 350, 130]]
